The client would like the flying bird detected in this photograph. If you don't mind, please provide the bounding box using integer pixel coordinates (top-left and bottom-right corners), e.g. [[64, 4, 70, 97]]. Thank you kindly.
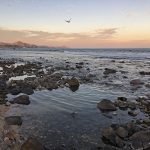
[[65, 18, 71, 23]]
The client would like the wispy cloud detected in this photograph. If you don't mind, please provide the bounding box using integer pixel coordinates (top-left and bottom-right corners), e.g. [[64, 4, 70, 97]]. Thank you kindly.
[[0, 27, 118, 43]]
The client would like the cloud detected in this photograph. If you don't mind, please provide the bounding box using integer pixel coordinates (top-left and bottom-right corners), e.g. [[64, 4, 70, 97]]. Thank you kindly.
[[0, 27, 118, 43]]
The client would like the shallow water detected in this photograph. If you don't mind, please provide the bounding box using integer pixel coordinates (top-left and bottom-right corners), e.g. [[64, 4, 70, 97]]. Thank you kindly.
[[1, 48, 150, 149], [6, 84, 147, 149]]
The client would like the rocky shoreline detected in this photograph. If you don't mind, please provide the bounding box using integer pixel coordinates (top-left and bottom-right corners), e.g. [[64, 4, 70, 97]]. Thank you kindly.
[[0, 57, 150, 150]]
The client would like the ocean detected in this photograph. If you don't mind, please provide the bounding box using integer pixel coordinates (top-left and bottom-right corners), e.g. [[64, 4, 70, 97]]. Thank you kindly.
[[1, 48, 150, 149]]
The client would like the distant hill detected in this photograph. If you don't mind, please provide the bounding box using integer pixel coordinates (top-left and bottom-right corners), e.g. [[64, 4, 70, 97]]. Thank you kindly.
[[0, 41, 67, 49]]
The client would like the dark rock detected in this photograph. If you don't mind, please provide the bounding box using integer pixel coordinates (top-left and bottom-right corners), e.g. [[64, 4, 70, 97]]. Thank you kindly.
[[97, 99, 117, 112], [117, 101, 128, 110], [0, 80, 7, 90], [130, 131, 150, 149], [21, 137, 46, 150], [5, 116, 22, 126], [13, 95, 30, 105], [103, 68, 117, 75], [9, 87, 21, 95], [130, 79, 144, 85], [102, 127, 124, 147], [67, 77, 79, 92], [115, 127, 128, 138], [128, 110, 138, 117], [139, 71, 150, 75], [117, 97, 127, 101], [128, 102, 137, 110], [21, 86, 34, 95]]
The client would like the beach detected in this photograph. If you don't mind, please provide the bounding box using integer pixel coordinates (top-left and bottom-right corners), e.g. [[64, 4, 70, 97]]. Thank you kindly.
[[0, 48, 150, 149]]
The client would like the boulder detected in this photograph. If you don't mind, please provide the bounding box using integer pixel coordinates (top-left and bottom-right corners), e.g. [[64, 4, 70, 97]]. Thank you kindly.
[[115, 127, 128, 138], [13, 95, 30, 105], [102, 127, 124, 147], [97, 99, 117, 111], [67, 77, 80, 92]]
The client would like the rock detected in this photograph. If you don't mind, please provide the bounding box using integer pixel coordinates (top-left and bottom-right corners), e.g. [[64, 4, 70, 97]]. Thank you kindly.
[[117, 101, 128, 110], [102, 127, 116, 145], [128, 102, 137, 110], [103, 68, 117, 75], [21, 137, 46, 150], [115, 127, 128, 138], [102, 127, 124, 147], [145, 84, 150, 88], [139, 71, 150, 75], [9, 87, 21, 95], [130, 131, 150, 149], [143, 119, 150, 126], [5, 101, 11, 106], [0, 80, 7, 89], [5, 116, 22, 126], [67, 77, 80, 92], [13, 95, 30, 105], [117, 97, 127, 101], [128, 110, 138, 117], [21, 86, 34, 95], [97, 99, 117, 112], [130, 79, 144, 85]]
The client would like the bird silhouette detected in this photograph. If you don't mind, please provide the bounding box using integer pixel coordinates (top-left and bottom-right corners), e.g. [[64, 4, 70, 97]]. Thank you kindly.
[[65, 18, 71, 23]]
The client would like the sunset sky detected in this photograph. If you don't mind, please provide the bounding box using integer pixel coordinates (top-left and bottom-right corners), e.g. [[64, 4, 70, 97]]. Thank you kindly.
[[0, 0, 150, 48]]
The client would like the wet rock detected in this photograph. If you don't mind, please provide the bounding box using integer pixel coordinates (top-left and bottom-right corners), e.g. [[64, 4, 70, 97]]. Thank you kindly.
[[5, 116, 22, 126], [66, 77, 79, 92], [128, 102, 137, 110], [9, 87, 21, 95], [145, 84, 150, 88], [117, 97, 127, 102], [117, 101, 128, 110], [130, 131, 150, 149], [103, 68, 117, 75], [128, 110, 138, 117], [0, 80, 7, 89], [97, 99, 117, 112], [21, 137, 46, 150], [143, 119, 150, 126], [130, 79, 144, 85], [139, 71, 150, 75], [13, 95, 30, 105], [21, 86, 34, 95], [115, 127, 128, 138], [102, 127, 124, 147]]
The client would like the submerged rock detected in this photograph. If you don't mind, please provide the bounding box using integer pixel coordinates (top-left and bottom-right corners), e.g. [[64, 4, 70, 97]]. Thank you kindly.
[[5, 116, 22, 126], [21, 137, 46, 150], [97, 99, 117, 112], [13, 95, 30, 105]]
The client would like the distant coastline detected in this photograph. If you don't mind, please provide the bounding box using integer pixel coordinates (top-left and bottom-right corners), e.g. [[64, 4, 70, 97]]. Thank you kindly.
[[0, 41, 68, 49]]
